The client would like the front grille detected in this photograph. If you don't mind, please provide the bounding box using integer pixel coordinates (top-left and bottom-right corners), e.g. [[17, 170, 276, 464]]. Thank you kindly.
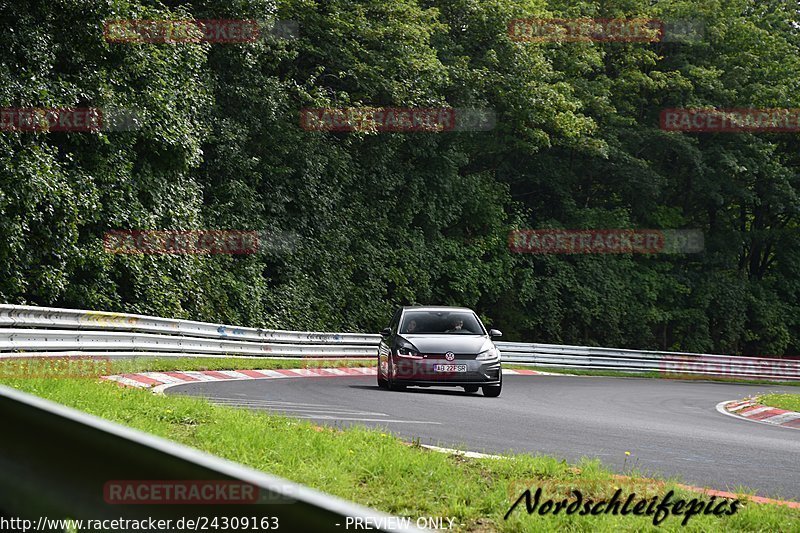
[[423, 353, 476, 361]]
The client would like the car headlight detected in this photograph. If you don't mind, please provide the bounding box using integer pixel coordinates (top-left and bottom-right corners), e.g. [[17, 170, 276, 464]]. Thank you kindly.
[[476, 347, 500, 361], [395, 340, 421, 358]]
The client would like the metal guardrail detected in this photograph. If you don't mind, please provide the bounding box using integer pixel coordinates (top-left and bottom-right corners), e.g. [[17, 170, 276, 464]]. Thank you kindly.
[[0, 384, 419, 532], [0, 329, 375, 357], [1, 304, 798, 379], [495, 341, 800, 381], [0, 304, 379, 344], [0, 304, 378, 358]]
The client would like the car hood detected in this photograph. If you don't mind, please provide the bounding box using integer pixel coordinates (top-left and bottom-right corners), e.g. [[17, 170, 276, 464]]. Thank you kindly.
[[399, 334, 493, 354]]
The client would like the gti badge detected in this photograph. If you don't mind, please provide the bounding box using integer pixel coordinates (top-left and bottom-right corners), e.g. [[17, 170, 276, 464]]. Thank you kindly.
[[445, 352, 455, 361]]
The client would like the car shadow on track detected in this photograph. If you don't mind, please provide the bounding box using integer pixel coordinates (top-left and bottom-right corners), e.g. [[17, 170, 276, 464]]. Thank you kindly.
[[348, 385, 482, 397]]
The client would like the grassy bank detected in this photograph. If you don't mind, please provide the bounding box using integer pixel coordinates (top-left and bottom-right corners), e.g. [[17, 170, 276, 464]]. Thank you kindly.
[[508, 365, 800, 387], [106, 356, 374, 374], [758, 393, 800, 412], [1, 368, 798, 531]]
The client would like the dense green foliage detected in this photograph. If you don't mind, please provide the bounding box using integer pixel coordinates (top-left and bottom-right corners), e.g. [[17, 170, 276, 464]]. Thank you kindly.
[[1, 0, 799, 355]]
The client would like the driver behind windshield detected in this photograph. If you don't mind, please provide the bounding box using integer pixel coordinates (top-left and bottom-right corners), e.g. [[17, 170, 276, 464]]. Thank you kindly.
[[446, 318, 469, 333]]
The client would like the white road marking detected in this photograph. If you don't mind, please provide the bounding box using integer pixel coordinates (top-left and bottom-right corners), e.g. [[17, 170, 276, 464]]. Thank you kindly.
[[176, 370, 226, 381], [203, 397, 439, 424], [209, 402, 387, 416], [206, 398, 356, 408], [141, 372, 184, 384], [206, 397, 389, 416], [740, 406, 773, 416], [285, 368, 320, 376], [104, 375, 150, 388], [761, 412, 800, 425], [212, 370, 252, 379], [420, 444, 505, 459], [249, 369, 290, 378], [716, 401, 800, 431], [293, 415, 441, 424]]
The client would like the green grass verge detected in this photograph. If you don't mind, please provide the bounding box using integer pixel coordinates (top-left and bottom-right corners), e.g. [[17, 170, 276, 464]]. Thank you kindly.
[[0, 356, 374, 382], [758, 393, 800, 412], [107, 356, 374, 374], [508, 365, 800, 386], [505, 365, 660, 379], [1, 371, 797, 531]]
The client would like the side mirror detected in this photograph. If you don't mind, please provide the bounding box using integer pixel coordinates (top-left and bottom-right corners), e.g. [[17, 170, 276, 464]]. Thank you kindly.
[[489, 329, 502, 338], [380, 327, 392, 338]]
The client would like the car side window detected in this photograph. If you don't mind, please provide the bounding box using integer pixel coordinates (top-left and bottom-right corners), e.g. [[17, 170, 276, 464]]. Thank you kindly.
[[389, 308, 401, 334]]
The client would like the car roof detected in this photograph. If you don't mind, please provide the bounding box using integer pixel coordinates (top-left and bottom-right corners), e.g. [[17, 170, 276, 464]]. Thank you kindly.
[[400, 306, 474, 312]]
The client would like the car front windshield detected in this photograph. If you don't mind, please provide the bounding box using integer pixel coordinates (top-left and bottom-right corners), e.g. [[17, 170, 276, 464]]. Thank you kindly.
[[400, 311, 485, 335]]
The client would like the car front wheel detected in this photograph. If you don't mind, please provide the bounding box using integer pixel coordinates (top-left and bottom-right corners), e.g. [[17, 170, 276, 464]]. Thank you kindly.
[[377, 354, 389, 388], [482, 374, 502, 397], [387, 358, 405, 391]]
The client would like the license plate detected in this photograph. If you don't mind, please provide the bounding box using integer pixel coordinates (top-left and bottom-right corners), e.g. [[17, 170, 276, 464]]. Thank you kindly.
[[433, 364, 467, 373]]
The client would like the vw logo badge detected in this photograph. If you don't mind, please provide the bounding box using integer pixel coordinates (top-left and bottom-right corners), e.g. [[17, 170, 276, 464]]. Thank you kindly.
[[445, 352, 455, 361]]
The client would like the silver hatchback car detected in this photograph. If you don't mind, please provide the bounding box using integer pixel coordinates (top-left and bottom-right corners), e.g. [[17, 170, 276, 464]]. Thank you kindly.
[[377, 306, 503, 397]]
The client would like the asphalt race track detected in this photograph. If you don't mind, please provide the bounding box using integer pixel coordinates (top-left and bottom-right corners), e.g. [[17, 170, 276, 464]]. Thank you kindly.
[[167, 374, 800, 500]]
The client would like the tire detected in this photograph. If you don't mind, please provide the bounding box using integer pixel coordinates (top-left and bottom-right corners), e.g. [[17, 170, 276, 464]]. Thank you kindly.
[[482, 373, 502, 397], [387, 358, 405, 391], [377, 354, 388, 388], [482, 384, 501, 397], [463, 385, 479, 393]]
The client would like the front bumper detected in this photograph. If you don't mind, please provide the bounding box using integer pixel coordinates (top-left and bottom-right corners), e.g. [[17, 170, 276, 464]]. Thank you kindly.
[[392, 357, 501, 386]]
